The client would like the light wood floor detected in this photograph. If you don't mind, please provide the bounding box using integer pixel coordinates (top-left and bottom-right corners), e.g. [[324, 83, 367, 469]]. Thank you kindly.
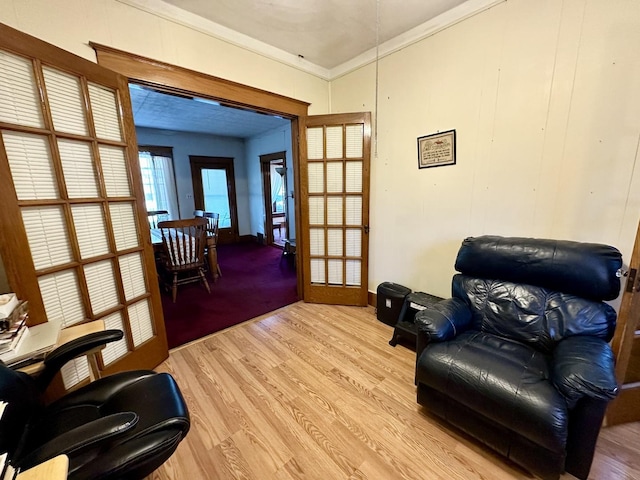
[[149, 302, 640, 480]]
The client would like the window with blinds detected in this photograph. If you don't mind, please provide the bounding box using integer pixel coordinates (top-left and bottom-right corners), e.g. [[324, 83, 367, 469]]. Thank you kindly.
[[0, 45, 160, 389], [306, 123, 365, 287]]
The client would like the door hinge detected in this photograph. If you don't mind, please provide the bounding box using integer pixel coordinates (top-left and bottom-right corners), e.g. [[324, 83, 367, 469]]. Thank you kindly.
[[626, 268, 638, 293], [364, 225, 370, 234]]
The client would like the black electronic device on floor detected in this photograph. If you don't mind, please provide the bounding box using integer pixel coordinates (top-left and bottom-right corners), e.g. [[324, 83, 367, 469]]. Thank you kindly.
[[389, 292, 444, 350], [376, 282, 411, 326]]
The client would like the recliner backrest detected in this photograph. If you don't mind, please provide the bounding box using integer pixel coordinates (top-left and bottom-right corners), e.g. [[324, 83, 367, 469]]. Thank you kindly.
[[454, 235, 622, 300], [451, 235, 622, 353]]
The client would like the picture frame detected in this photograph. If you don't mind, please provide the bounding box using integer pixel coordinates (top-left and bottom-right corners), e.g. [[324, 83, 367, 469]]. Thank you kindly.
[[417, 129, 456, 169]]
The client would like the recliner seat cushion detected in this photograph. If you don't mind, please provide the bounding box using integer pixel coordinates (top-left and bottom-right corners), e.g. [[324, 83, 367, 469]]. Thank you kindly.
[[416, 330, 568, 451]]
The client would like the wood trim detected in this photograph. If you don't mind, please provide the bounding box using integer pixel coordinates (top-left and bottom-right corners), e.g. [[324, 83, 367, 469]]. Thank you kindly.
[[606, 218, 640, 425], [92, 43, 309, 299], [90, 43, 310, 118], [368, 290, 376, 307], [138, 145, 173, 157]]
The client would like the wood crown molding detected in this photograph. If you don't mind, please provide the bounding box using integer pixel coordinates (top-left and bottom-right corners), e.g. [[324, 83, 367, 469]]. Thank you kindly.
[[90, 42, 309, 118]]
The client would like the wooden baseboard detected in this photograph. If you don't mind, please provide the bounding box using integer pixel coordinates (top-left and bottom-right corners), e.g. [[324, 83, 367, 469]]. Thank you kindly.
[[368, 291, 376, 307]]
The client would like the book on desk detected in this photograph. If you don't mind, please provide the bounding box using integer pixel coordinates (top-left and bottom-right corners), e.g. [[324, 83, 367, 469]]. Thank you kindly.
[[0, 320, 60, 368]]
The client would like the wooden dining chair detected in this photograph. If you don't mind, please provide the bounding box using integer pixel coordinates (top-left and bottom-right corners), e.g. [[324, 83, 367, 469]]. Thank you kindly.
[[157, 217, 210, 302], [147, 210, 169, 229], [194, 210, 222, 280]]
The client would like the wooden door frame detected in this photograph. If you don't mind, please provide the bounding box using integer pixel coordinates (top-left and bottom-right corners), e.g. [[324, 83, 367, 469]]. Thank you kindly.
[[606, 219, 640, 425], [190, 156, 238, 244], [260, 151, 287, 246], [91, 44, 309, 298]]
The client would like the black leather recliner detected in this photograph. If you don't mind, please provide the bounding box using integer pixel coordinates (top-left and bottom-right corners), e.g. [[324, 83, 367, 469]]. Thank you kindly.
[[415, 236, 621, 480], [0, 330, 190, 479]]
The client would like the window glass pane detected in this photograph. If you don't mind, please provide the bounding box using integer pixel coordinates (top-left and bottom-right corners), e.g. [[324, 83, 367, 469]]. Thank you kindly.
[[84, 260, 119, 315], [38, 269, 85, 327], [346, 260, 362, 286], [307, 127, 323, 159], [138, 151, 179, 219], [0, 50, 43, 128], [129, 299, 154, 347], [58, 139, 99, 198], [3, 131, 58, 200], [100, 145, 130, 197], [42, 66, 88, 136], [326, 162, 343, 193], [110, 202, 139, 251], [327, 229, 342, 256], [308, 162, 324, 194], [202, 168, 231, 228], [22, 206, 73, 269], [328, 259, 343, 285], [345, 161, 363, 193], [346, 229, 362, 257], [119, 252, 147, 301], [310, 228, 324, 256], [71, 204, 109, 259], [327, 197, 343, 225], [345, 196, 362, 225], [88, 83, 122, 141], [326, 126, 343, 159], [310, 259, 325, 284], [308, 197, 324, 225], [346, 124, 364, 158], [101, 311, 129, 366]]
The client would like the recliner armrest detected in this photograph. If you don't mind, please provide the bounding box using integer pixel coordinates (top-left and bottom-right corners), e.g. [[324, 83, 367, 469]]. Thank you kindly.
[[415, 297, 471, 356], [35, 330, 124, 390], [551, 336, 619, 408], [17, 411, 138, 470]]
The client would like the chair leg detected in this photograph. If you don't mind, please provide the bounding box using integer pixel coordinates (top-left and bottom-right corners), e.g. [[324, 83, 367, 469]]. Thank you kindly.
[[199, 268, 211, 294], [172, 273, 178, 303]]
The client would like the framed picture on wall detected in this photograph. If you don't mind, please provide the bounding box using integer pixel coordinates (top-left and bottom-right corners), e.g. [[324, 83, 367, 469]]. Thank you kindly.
[[417, 129, 456, 169]]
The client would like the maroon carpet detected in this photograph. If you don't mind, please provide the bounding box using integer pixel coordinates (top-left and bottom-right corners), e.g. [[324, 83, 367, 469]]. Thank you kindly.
[[161, 242, 298, 348]]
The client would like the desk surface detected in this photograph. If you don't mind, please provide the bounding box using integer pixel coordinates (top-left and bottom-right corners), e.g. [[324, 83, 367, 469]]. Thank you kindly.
[[17, 455, 68, 480], [18, 320, 105, 376]]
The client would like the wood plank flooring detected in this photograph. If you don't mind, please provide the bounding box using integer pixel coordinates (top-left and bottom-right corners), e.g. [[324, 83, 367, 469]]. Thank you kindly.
[[149, 302, 640, 480]]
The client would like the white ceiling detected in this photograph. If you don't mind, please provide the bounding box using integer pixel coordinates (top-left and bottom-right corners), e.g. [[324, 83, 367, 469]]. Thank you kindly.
[[159, 0, 469, 70], [130, 85, 290, 138], [126, 0, 499, 137]]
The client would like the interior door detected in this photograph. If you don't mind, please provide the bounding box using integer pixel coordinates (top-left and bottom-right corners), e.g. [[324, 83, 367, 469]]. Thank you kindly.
[[606, 220, 640, 425], [300, 113, 371, 305], [0, 23, 169, 390], [190, 156, 238, 244]]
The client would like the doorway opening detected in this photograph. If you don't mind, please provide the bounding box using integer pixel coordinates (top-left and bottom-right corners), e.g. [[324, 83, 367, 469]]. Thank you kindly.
[[190, 156, 238, 244], [261, 151, 289, 247]]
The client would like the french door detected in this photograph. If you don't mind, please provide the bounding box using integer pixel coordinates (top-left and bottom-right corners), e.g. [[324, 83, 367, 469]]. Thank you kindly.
[[299, 113, 371, 306], [606, 219, 640, 425], [0, 23, 168, 390], [190, 156, 238, 244]]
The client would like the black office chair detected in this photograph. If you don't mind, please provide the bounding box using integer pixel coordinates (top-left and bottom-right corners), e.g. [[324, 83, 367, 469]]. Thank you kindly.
[[0, 329, 190, 479]]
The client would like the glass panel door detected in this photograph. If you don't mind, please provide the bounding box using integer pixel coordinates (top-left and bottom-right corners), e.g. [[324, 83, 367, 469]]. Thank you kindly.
[[202, 168, 231, 228]]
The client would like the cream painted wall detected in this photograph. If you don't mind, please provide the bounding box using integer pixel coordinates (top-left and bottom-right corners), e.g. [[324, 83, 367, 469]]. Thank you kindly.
[[331, 0, 640, 300], [0, 0, 329, 114]]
